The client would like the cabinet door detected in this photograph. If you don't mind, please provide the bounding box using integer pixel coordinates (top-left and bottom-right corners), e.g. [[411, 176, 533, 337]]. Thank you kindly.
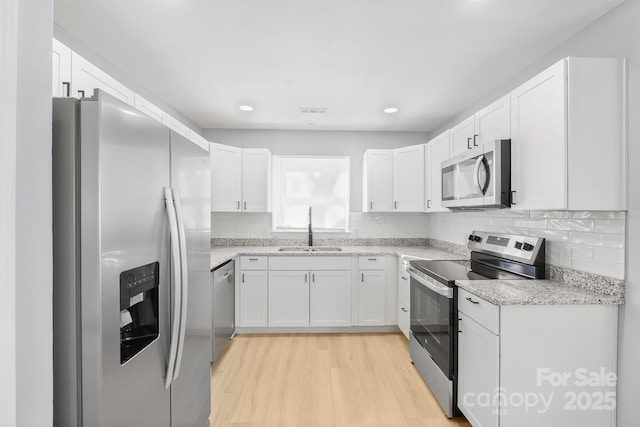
[[52, 39, 71, 97], [268, 271, 310, 327], [397, 259, 410, 339], [309, 270, 351, 327], [392, 145, 425, 212], [510, 59, 567, 210], [239, 270, 268, 327], [450, 116, 475, 156], [242, 149, 271, 212], [358, 270, 386, 325], [475, 94, 510, 146], [70, 52, 134, 104], [210, 143, 243, 212], [457, 312, 499, 427], [425, 130, 451, 212], [363, 150, 393, 212]]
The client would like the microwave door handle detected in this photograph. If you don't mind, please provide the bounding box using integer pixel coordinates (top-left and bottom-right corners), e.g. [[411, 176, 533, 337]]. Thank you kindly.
[[473, 155, 490, 195]]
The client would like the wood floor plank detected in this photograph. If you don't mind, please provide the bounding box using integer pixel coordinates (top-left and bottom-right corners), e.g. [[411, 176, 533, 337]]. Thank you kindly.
[[211, 333, 471, 427]]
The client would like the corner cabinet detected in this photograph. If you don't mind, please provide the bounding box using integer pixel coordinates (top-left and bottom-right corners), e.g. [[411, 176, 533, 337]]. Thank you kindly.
[[424, 130, 451, 212], [510, 57, 626, 211], [457, 288, 618, 427], [210, 144, 272, 212]]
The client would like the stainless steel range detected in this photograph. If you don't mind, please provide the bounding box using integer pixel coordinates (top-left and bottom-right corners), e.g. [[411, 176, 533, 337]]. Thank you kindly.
[[407, 231, 545, 418]]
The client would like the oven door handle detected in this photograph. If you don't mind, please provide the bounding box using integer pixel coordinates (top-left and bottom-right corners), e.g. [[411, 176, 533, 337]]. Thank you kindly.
[[408, 267, 453, 298]]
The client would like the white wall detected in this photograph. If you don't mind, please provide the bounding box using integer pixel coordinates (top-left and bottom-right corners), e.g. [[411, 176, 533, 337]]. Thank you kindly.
[[0, 1, 18, 425], [15, 0, 54, 426], [429, 1, 639, 423], [203, 128, 429, 212]]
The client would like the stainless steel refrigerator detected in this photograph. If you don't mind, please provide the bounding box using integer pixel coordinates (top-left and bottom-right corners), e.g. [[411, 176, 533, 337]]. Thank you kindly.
[[53, 90, 211, 427]]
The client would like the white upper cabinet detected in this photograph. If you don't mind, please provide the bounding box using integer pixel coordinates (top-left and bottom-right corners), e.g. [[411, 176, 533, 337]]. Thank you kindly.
[[242, 149, 271, 212], [451, 95, 511, 156], [362, 150, 393, 212], [474, 94, 511, 146], [210, 144, 271, 212], [510, 57, 626, 211], [133, 93, 164, 123], [450, 116, 476, 156], [392, 144, 425, 212], [424, 130, 451, 212], [210, 143, 243, 212], [52, 39, 72, 97], [363, 145, 424, 212], [70, 52, 134, 104]]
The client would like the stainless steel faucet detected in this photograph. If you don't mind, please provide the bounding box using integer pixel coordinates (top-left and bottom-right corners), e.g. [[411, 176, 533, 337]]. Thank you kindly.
[[308, 206, 313, 247]]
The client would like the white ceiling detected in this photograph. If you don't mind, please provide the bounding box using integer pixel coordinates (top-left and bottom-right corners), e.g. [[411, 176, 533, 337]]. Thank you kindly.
[[54, 0, 623, 132]]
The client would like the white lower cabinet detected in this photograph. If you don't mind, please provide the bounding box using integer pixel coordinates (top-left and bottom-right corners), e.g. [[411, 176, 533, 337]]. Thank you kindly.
[[358, 270, 386, 325], [239, 270, 268, 327], [309, 270, 352, 327], [397, 257, 410, 339], [268, 271, 310, 327], [457, 288, 618, 427]]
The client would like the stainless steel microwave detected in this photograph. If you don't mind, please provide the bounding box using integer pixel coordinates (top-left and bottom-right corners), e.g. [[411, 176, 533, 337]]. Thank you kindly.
[[441, 139, 511, 209]]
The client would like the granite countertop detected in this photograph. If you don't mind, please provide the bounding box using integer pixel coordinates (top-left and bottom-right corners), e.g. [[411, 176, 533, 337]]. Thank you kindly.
[[456, 279, 624, 306], [211, 245, 464, 270]]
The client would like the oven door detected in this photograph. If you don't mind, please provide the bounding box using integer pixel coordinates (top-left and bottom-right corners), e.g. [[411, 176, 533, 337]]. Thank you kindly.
[[408, 267, 454, 379]]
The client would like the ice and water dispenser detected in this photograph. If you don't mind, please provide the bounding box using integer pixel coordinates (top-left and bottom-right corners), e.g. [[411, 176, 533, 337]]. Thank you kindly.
[[119, 262, 160, 364]]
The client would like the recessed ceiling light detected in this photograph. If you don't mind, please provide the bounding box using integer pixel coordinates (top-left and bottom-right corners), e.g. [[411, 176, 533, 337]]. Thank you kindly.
[[239, 105, 254, 112], [384, 107, 398, 114]]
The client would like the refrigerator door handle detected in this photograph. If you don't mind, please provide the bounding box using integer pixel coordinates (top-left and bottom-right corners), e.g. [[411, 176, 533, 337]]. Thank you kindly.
[[172, 188, 189, 380], [163, 187, 182, 389]]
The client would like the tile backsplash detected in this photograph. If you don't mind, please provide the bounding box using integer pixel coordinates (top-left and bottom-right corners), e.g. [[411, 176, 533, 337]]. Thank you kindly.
[[428, 210, 626, 280], [211, 209, 626, 279]]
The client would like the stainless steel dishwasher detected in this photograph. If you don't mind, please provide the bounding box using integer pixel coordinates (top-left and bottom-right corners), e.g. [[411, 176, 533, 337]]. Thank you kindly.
[[212, 259, 235, 361]]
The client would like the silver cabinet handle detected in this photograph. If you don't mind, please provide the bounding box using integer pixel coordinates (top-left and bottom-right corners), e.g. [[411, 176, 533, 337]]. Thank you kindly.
[[305, 273, 308, 283], [467, 137, 472, 150], [401, 307, 408, 313], [511, 190, 517, 205], [368, 258, 377, 261], [78, 90, 85, 97], [394, 201, 398, 209], [236, 201, 240, 210], [466, 297, 480, 305], [361, 273, 364, 282], [473, 134, 478, 147], [249, 258, 258, 261], [244, 201, 247, 210], [62, 81, 70, 97], [427, 199, 431, 209], [242, 273, 245, 283], [401, 276, 408, 280], [312, 273, 315, 282]]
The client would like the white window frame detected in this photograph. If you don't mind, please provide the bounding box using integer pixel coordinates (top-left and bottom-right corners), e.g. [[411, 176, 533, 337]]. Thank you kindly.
[[272, 155, 350, 233]]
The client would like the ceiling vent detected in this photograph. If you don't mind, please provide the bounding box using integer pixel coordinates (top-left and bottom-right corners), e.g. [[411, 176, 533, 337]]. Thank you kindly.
[[299, 107, 328, 114]]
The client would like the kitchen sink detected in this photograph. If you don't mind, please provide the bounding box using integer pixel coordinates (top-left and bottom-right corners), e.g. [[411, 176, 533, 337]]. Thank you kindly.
[[277, 246, 343, 252]]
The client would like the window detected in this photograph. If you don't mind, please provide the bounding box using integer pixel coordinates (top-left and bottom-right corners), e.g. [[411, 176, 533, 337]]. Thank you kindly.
[[272, 156, 350, 232]]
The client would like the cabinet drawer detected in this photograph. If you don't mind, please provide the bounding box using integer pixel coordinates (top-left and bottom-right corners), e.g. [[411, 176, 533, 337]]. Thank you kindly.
[[240, 256, 268, 270], [458, 288, 499, 335], [269, 256, 351, 271], [358, 256, 386, 270]]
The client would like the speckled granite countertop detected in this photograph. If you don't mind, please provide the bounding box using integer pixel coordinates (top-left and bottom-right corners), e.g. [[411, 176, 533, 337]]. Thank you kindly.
[[456, 279, 623, 306], [211, 245, 464, 270]]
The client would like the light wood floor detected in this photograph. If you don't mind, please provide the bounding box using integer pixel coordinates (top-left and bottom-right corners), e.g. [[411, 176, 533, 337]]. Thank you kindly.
[[210, 333, 472, 427]]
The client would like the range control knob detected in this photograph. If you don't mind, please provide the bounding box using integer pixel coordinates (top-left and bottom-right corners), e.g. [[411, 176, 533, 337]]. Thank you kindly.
[[473, 235, 482, 243], [514, 241, 523, 250], [468, 234, 475, 241], [522, 243, 534, 251]]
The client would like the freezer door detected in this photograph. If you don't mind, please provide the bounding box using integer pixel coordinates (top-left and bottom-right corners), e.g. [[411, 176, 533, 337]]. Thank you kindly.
[[169, 130, 212, 426], [80, 91, 172, 427]]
